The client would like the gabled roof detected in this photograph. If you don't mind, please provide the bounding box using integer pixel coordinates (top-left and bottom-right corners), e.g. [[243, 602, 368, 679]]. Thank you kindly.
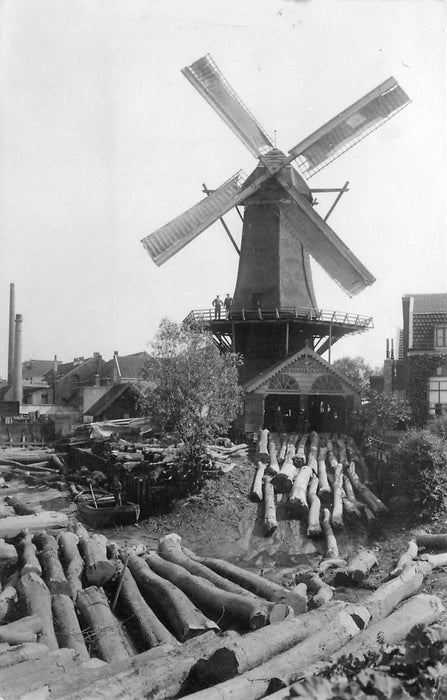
[[100, 351, 149, 381], [404, 294, 447, 352], [410, 293, 447, 315], [85, 382, 141, 417], [22, 360, 55, 376], [243, 344, 361, 394], [44, 356, 103, 383]]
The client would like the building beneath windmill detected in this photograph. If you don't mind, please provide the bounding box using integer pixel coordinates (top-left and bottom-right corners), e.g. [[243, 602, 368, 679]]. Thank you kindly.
[[142, 54, 410, 436]]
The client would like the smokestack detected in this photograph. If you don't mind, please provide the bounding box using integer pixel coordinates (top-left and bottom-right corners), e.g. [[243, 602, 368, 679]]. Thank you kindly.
[[386, 338, 390, 359], [390, 339, 394, 360], [12, 314, 23, 404], [7, 283, 15, 384], [53, 354, 58, 376]]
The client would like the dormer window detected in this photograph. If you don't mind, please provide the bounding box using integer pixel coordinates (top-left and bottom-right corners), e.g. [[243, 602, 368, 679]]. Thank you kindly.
[[434, 325, 447, 350]]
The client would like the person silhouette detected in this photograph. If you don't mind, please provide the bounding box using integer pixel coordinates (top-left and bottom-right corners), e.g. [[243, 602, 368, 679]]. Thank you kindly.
[[212, 294, 223, 319]]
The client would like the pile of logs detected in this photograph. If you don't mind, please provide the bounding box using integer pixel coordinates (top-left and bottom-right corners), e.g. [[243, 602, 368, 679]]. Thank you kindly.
[[0, 447, 69, 490], [0, 499, 446, 699], [251, 430, 388, 552]]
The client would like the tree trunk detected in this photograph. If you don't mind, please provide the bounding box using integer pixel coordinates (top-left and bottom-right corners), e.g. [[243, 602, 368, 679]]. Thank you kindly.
[[185, 609, 362, 700], [307, 432, 318, 469], [284, 583, 307, 614], [257, 429, 270, 464], [390, 540, 418, 577], [331, 464, 344, 531], [0, 511, 68, 538], [0, 615, 42, 644], [5, 494, 42, 515], [420, 551, 447, 568], [0, 584, 18, 622], [271, 444, 297, 493], [341, 491, 363, 521], [361, 560, 432, 624], [0, 538, 18, 578], [58, 531, 84, 598], [306, 475, 322, 538], [76, 585, 132, 662], [267, 436, 280, 474], [347, 462, 388, 515], [17, 531, 42, 576], [342, 474, 364, 510], [289, 466, 312, 517], [263, 476, 277, 536], [295, 571, 334, 608], [334, 549, 378, 586], [415, 532, 447, 550], [190, 602, 352, 688], [250, 463, 266, 502], [35, 532, 72, 595], [111, 559, 179, 649], [188, 552, 293, 603], [17, 572, 58, 650], [317, 447, 331, 502], [52, 593, 90, 660], [125, 549, 218, 641], [76, 527, 116, 587], [52, 630, 239, 700], [0, 647, 80, 699], [0, 642, 49, 670], [146, 551, 271, 631], [277, 434, 288, 465], [322, 508, 339, 558], [294, 434, 307, 467]]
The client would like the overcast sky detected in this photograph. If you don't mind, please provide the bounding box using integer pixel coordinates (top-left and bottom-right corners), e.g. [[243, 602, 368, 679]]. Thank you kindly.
[[0, 0, 445, 377]]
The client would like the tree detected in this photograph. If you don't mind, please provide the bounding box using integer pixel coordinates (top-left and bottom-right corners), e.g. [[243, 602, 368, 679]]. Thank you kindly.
[[354, 390, 410, 443], [332, 356, 379, 396], [141, 319, 243, 450]]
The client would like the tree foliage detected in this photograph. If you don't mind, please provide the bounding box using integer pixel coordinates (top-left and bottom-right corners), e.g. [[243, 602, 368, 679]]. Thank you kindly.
[[354, 390, 410, 442], [332, 356, 379, 396], [388, 428, 447, 520], [141, 319, 243, 448]]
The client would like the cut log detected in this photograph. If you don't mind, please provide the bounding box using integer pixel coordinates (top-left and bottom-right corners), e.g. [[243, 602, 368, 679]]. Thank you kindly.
[[294, 434, 308, 467], [146, 551, 271, 631], [159, 534, 267, 600], [271, 444, 297, 494], [0, 642, 49, 670], [322, 508, 339, 559], [35, 532, 72, 595], [306, 474, 322, 538], [48, 453, 69, 475], [330, 463, 344, 531], [267, 437, 280, 474], [317, 446, 331, 502], [347, 462, 388, 515], [390, 539, 418, 577], [58, 531, 84, 598], [0, 537, 18, 577], [5, 494, 42, 515], [50, 630, 239, 700], [18, 531, 42, 576], [0, 584, 18, 621], [415, 532, 447, 550], [295, 571, 333, 608], [76, 585, 132, 662], [0, 615, 42, 644], [76, 528, 116, 587], [111, 559, 179, 649], [307, 431, 318, 470], [17, 572, 58, 651], [0, 647, 81, 699], [257, 429, 270, 464], [342, 474, 364, 510], [277, 434, 288, 465], [0, 512, 68, 538], [263, 476, 277, 536], [284, 583, 307, 614], [185, 609, 362, 700], [189, 602, 357, 688], [420, 551, 447, 568], [333, 549, 378, 586], [361, 560, 432, 624], [250, 463, 266, 502], [184, 550, 294, 603], [289, 465, 312, 517], [341, 490, 362, 521], [52, 593, 89, 661], [125, 549, 218, 641]]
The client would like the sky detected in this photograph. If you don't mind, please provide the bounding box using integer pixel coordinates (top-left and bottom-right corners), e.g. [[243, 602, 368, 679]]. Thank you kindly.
[[0, 0, 445, 377]]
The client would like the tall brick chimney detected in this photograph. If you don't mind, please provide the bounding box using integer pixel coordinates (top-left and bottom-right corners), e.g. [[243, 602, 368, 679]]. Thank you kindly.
[[12, 314, 23, 404], [7, 283, 15, 384]]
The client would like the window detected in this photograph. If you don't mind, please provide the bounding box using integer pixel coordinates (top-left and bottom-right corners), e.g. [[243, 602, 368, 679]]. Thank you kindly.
[[428, 377, 447, 411], [269, 373, 299, 390], [434, 325, 447, 349], [311, 375, 343, 392]]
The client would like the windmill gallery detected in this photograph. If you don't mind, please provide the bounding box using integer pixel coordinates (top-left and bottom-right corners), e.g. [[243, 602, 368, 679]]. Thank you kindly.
[[142, 54, 410, 438]]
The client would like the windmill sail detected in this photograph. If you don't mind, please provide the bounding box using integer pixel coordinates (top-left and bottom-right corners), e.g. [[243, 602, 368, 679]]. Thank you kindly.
[[289, 77, 410, 179], [182, 54, 274, 158], [142, 172, 249, 266], [276, 171, 376, 296]]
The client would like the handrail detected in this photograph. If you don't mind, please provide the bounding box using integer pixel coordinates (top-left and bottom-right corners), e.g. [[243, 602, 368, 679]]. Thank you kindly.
[[184, 307, 374, 329]]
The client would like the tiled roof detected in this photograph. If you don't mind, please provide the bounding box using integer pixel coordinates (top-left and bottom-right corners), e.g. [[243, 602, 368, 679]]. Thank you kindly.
[[100, 352, 149, 381], [412, 313, 447, 351], [22, 360, 55, 376], [86, 383, 140, 417], [411, 294, 447, 314]]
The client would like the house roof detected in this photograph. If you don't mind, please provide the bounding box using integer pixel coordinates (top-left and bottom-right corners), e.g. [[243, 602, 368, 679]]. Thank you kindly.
[[85, 382, 141, 417], [100, 351, 149, 380], [243, 344, 361, 394], [405, 293, 447, 315], [405, 294, 447, 351], [22, 360, 55, 376], [44, 356, 103, 383]]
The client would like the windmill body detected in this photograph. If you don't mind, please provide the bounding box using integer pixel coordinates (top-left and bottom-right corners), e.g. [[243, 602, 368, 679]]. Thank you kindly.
[[142, 55, 410, 431]]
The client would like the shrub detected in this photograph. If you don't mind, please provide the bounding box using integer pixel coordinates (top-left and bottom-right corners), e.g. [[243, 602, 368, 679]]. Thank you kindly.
[[389, 428, 447, 520]]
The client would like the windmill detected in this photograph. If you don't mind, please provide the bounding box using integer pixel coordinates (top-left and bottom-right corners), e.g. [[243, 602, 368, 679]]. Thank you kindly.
[[142, 54, 410, 380]]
